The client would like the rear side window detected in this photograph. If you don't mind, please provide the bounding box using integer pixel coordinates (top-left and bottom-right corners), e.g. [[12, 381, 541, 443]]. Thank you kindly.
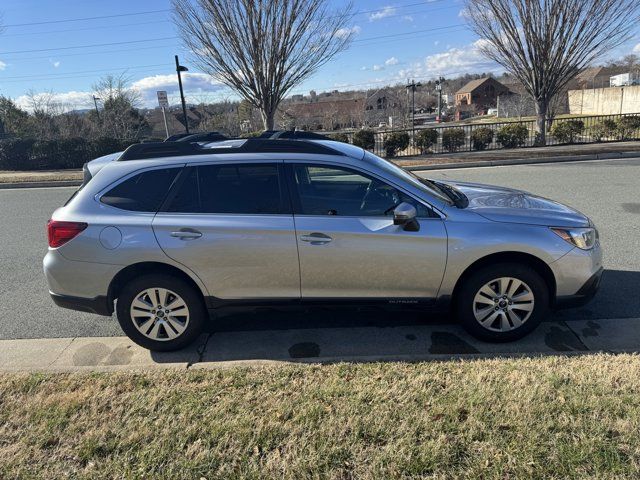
[[165, 163, 284, 214], [101, 168, 180, 212]]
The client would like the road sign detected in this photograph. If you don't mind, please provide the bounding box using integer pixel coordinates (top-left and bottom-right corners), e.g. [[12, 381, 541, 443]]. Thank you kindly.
[[157, 91, 169, 109]]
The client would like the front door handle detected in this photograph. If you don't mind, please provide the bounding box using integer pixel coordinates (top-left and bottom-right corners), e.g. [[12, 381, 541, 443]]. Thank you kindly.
[[170, 229, 202, 240], [300, 232, 332, 245]]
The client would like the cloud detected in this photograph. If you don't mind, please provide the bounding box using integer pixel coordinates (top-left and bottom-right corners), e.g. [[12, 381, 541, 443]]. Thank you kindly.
[[402, 15, 414, 22], [49, 60, 61, 68], [634, 43, 640, 53], [423, 39, 499, 75], [369, 6, 396, 21], [385, 57, 399, 66], [434, 40, 440, 46], [14, 72, 225, 112], [0, 60, 6, 71], [372, 64, 384, 71], [336, 25, 361, 39], [15, 91, 94, 111], [131, 72, 224, 105], [360, 66, 368, 71]]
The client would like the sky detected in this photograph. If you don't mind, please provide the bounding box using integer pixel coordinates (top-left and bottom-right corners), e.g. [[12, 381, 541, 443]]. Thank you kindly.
[[0, 0, 639, 112]]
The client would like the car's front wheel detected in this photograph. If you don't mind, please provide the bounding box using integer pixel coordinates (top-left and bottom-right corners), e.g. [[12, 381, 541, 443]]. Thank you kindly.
[[116, 274, 206, 351], [455, 263, 550, 342]]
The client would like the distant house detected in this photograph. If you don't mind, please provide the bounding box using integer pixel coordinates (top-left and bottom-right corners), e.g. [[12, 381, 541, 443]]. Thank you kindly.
[[364, 88, 405, 126], [574, 67, 627, 90], [283, 97, 365, 131], [455, 77, 510, 112]]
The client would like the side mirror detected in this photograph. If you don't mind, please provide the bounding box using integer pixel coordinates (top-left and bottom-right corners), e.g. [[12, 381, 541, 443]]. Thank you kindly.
[[393, 202, 420, 232]]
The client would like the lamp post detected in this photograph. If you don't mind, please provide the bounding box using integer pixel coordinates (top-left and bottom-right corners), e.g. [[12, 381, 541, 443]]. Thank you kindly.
[[175, 55, 189, 134], [435, 77, 444, 123]]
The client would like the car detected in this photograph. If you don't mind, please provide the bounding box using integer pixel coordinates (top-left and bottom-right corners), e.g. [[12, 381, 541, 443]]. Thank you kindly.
[[44, 137, 603, 351]]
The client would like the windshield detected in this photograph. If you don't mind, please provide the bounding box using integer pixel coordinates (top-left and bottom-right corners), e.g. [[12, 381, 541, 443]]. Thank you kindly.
[[362, 151, 453, 205]]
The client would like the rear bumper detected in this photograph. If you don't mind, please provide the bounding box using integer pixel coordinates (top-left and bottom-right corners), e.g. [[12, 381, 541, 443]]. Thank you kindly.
[[50, 292, 113, 316], [555, 267, 603, 309]]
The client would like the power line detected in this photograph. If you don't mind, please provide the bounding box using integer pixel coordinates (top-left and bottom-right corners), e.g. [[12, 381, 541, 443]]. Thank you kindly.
[[0, 20, 170, 38], [0, 64, 170, 80], [3, 9, 170, 28], [0, 44, 183, 63], [0, 36, 179, 55]]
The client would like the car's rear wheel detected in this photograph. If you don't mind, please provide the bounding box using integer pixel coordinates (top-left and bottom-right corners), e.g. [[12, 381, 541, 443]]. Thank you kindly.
[[116, 274, 206, 351], [455, 263, 549, 342]]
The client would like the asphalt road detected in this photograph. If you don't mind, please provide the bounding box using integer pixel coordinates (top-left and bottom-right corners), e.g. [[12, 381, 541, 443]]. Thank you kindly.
[[1, 157, 639, 340]]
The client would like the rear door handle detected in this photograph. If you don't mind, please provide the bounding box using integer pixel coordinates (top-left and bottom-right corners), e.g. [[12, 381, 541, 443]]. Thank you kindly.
[[300, 232, 332, 245], [170, 229, 202, 240]]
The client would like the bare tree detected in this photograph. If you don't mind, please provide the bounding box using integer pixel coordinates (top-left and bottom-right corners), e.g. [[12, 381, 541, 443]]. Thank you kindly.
[[172, 0, 354, 130], [464, 0, 640, 144], [92, 74, 148, 140]]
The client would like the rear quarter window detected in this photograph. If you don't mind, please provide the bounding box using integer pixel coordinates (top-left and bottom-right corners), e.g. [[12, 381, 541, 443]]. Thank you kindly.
[[101, 168, 181, 212]]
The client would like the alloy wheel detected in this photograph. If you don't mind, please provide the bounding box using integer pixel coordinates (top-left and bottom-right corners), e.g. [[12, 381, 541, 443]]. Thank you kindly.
[[472, 277, 535, 332], [129, 288, 190, 341]]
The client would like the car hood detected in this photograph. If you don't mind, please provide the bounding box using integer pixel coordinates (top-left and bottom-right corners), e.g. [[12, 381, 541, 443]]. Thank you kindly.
[[439, 180, 590, 227]]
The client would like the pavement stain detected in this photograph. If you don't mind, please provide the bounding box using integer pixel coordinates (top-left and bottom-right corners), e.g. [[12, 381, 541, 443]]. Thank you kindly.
[[405, 334, 417, 341], [429, 332, 479, 354], [288, 342, 320, 359], [582, 321, 602, 337], [544, 326, 588, 352], [72, 342, 134, 366], [622, 203, 640, 214]]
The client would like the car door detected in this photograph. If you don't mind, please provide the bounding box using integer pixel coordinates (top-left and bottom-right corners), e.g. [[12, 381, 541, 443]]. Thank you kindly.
[[287, 162, 447, 301], [152, 162, 300, 301]]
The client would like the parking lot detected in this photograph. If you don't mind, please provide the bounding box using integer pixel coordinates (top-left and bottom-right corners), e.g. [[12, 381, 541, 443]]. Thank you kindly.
[[1, 157, 639, 355]]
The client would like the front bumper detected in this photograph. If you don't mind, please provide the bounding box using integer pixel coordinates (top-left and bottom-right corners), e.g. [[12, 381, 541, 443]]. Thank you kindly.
[[555, 267, 603, 308]]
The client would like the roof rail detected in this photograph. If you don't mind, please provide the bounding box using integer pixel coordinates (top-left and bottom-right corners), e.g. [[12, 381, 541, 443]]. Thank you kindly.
[[118, 138, 344, 161], [259, 130, 329, 140], [174, 131, 228, 143]]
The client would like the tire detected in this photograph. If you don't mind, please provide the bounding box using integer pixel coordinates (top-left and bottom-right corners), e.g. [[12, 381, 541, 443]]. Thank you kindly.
[[116, 274, 206, 351], [455, 263, 550, 342]]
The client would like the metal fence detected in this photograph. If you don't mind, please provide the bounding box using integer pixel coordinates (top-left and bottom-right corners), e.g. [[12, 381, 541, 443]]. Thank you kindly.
[[333, 113, 640, 158]]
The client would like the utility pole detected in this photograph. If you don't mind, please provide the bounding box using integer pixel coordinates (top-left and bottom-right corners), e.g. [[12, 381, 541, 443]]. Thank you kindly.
[[175, 55, 190, 134], [435, 77, 444, 123], [405, 79, 421, 130], [92, 96, 101, 121]]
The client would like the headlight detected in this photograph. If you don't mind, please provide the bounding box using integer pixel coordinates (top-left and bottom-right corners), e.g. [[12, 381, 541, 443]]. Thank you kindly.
[[551, 227, 598, 250]]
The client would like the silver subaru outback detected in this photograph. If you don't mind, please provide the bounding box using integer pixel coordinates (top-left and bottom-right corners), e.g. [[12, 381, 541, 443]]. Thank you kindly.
[[44, 137, 602, 351]]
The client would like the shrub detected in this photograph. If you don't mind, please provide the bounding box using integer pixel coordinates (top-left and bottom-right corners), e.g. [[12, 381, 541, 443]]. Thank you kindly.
[[383, 132, 410, 157], [616, 116, 640, 140], [441, 128, 466, 152], [329, 132, 349, 143], [589, 119, 617, 142], [470, 127, 494, 151], [352, 129, 375, 150], [239, 130, 263, 138], [496, 123, 529, 148], [415, 128, 438, 154], [0, 138, 35, 170], [550, 120, 584, 144]]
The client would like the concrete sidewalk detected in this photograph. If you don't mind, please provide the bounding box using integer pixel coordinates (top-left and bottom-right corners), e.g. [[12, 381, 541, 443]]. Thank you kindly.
[[2, 317, 639, 372]]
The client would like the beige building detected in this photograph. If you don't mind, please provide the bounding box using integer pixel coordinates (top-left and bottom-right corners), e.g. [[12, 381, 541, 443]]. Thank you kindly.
[[568, 85, 640, 115]]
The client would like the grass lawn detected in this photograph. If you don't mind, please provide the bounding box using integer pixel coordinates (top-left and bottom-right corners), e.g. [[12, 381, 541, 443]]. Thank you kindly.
[[2, 354, 640, 479]]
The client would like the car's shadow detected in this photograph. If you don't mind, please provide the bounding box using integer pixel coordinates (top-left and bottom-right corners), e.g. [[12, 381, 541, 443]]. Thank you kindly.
[[151, 269, 640, 364]]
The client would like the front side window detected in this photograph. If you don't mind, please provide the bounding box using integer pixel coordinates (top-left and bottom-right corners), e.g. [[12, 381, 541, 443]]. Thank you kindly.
[[165, 163, 283, 214], [101, 167, 180, 212], [292, 164, 431, 217]]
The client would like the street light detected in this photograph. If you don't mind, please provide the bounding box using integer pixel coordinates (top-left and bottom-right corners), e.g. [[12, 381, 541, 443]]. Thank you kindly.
[[175, 55, 190, 134]]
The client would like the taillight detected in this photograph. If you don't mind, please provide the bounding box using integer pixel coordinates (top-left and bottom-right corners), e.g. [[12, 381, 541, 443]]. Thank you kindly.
[[47, 220, 88, 248]]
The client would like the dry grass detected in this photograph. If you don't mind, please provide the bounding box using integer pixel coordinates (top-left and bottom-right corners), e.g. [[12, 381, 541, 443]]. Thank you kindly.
[[0, 170, 82, 183], [1, 354, 640, 479]]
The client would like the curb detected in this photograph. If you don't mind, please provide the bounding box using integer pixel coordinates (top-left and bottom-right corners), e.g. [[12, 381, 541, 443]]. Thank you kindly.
[[0, 179, 82, 190], [403, 150, 640, 171], [2, 317, 639, 373]]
